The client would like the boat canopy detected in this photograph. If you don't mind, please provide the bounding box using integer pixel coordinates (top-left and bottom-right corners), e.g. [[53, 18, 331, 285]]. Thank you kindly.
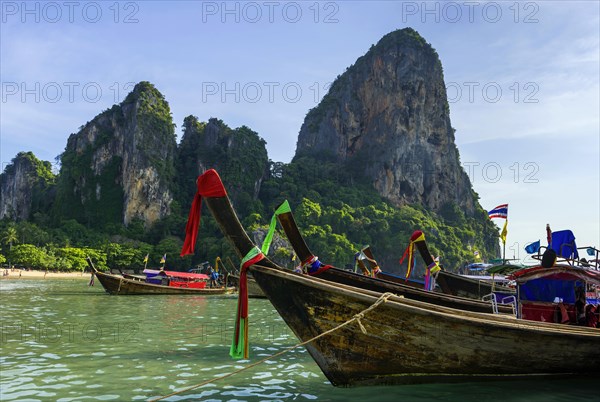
[[486, 263, 526, 275], [550, 230, 578, 259], [508, 265, 600, 304], [466, 263, 492, 271], [509, 265, 600, 285], [143, 269, 209, 280]]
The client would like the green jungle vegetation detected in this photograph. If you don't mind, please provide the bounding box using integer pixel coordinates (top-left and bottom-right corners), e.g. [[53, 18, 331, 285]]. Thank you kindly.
[[1, 83, 500, 276], [0, 139, 499, 276]]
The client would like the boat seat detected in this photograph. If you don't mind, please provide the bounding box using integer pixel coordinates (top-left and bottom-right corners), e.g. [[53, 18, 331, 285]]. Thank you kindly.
[[482, 293, 499, 314], [499, 295, 517, 316], [482, 293, 517, 315]]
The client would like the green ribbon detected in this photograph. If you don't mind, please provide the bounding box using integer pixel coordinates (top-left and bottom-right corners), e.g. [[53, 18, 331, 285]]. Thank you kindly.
[[241, 246, 263, 267], [230, 246, 265, 360], [261, 200, 291, 255]]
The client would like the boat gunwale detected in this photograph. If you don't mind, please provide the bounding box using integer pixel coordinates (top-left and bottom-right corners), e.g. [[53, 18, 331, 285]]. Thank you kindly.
[[250, 263, 600, 337]]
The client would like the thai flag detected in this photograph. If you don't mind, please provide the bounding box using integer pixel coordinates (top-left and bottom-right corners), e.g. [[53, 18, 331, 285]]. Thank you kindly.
[[488, 204, 508, 219]]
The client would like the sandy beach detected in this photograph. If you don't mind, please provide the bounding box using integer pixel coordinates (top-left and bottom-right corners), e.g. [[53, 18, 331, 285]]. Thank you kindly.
[[0, 269, 90, 280]]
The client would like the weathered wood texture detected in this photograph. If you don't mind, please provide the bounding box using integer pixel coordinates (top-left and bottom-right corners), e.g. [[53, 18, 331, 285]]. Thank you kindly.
[[250, 264, 600, 386]]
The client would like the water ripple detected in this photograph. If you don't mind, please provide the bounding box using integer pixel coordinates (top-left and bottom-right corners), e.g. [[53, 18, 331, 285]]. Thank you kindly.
[[2, 280, 598, 401]]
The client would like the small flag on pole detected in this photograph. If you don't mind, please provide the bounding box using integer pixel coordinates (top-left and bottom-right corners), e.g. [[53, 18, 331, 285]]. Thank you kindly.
[[143, 254, 149, 264], [488, 204, 508, 219], [160, 254, 166, 264], [525, 240, 540, 254], [500, 220, 508, 245]]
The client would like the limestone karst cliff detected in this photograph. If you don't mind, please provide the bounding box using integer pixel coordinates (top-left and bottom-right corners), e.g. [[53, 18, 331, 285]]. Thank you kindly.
[[295, 28, 476, 216], [0, 152, 55, 221], [2, 28, 501, 269], [53, 81, 176, 228], [177, 116, 270, 216]]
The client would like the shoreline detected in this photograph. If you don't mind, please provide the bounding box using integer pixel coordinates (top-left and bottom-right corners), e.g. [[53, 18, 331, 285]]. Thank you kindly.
[[0, 269, 90, 280]]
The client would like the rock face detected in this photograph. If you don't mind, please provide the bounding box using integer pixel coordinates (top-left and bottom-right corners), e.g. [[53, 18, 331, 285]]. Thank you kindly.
[[251, 227, 293, 267], [0, 152, 55, 221], [177, 116, 269, 215], [54, 82, 176, 227], [295, 28, 476, 215]]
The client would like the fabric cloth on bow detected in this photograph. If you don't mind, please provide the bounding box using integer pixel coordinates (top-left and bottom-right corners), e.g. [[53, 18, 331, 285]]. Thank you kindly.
[[230, 247, 265, 359], [424, 260, 441, 291], [261, 200, 292, 255], [180, 169, 228, 257], [302, 255, 332, 276], [399, 230, 426, 282]]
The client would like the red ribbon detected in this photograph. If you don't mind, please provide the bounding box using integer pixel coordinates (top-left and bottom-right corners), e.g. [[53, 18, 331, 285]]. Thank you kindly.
[[238, 253, 265, 319], [180, 169, 228, 256], [231, 249, 265, 359], [399, 230, 424, 282]]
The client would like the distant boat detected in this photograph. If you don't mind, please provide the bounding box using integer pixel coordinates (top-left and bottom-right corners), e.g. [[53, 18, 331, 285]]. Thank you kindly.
[[86, 258, 236, 295]]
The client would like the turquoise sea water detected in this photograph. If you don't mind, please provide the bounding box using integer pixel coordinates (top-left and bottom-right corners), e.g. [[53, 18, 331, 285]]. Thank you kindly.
[[0, 278, 597, 401]]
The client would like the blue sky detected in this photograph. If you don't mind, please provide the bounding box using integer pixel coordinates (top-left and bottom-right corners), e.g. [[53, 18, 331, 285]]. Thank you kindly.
[[1, 1, 599, 260]]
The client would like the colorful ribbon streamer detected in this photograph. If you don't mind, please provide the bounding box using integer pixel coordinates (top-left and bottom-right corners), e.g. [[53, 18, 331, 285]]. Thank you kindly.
[[261, 200, 292, 255], [398, 231, 426, 282], [302, 255, 332, 276], [230, 246, 265, 360], [180, 169, 228, 257]]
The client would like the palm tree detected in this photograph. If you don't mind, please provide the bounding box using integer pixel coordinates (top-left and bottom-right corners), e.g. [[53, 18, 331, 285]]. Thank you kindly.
[[2, 225, 18, 251]]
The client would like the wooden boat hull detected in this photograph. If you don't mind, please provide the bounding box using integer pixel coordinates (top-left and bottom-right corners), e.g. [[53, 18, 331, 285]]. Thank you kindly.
[[94, 271, 236, 295], [436, 270, 514, 300], [250, 264, 600, 386]]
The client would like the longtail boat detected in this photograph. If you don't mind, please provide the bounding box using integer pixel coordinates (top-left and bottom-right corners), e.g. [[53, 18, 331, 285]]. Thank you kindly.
[[181, 170, 600, 386], [187, 170, 513, 313], [391, 231, 517, 300], [274, 201, 514, 314], [356, 245, 426, 289], [510, 265, 600, 324], [392, 231, 517, 300], [86, 258, 236, 295]]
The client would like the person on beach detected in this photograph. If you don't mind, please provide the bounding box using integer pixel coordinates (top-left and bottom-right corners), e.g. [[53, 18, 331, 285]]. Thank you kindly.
[[209, 268, 219, 287]]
